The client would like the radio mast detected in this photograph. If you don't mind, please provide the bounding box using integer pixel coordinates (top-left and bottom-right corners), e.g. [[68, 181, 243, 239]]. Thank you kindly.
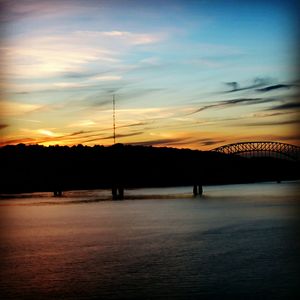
[[112, 94, 116, 144]]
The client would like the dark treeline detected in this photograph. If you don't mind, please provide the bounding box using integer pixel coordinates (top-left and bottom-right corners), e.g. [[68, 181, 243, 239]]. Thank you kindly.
[[0, 143, 299, 193]]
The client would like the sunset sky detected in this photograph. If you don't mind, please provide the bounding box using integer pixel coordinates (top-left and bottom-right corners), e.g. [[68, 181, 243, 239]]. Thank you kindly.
[[0, 0, 299, 149]]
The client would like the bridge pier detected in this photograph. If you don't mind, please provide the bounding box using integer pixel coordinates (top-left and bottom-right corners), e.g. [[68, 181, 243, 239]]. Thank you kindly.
[[112, 185, 124, 200], [53, 190, 63, 197], [198, 184, 203, 196], [193, 185, 197, 196], [193, 184, 203, 197]]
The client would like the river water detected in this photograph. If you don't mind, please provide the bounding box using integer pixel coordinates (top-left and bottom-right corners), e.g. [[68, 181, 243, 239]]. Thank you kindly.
[[0, 182, 299, 299]]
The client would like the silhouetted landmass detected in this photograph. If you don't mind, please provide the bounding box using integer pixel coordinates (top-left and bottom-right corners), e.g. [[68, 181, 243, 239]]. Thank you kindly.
[[0, 143, 299, 194]]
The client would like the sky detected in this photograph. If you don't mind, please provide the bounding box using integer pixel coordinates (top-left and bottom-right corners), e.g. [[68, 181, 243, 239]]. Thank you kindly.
[[0, 0, 299, 149]]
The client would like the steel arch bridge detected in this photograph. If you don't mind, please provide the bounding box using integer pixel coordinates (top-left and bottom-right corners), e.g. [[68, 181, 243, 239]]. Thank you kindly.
[[211, 141, 300, 161]]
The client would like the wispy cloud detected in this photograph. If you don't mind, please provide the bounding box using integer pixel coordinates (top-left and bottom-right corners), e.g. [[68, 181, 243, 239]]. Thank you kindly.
[[247, 111, 297, 118], [223, 77, 273, 93], [126, 137, 187, 147], [2, 38, 117, 80], [243, 119, 300, 127], [189, 97, 275, 115], [0, 101, 42, 116], [1, 0, 128, 27], [37, 129, 57, 137], [14, 118, 41, 123], [0, 137, 36, 146], [79, 131, 143, 144], [195, 138, 226, 146], [1, 28, 164, 84], [67, 120, 97, 128], [0, 124, 9, 130], [268, 101, 300, 111], [4, 120, 151, 146], [256, 84, 294, 92], [125, 136, 226, 148], [237, 133, 300, 144], [79, 30, 164, 45]]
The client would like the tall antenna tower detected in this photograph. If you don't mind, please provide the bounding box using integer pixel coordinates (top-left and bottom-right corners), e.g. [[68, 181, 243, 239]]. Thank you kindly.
[[112, 94, 116, 144]]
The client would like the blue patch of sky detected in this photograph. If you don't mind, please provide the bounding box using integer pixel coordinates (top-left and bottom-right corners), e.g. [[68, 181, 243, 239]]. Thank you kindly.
[[6, 0, 298, 108]]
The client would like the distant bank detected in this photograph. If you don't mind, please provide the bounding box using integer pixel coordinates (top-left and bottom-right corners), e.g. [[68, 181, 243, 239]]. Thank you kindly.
[[1, 143, 299, 194]]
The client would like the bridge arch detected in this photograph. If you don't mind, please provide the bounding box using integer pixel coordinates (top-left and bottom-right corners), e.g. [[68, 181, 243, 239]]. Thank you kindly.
[[211, 141, 300, 161]]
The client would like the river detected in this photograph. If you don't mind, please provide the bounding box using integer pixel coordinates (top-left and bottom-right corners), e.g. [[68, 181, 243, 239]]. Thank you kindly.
[[0, 181, 299, 299]]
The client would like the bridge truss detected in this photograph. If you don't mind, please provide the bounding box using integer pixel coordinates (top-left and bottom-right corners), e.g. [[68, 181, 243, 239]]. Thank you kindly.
[[211, 141, 300, 161]]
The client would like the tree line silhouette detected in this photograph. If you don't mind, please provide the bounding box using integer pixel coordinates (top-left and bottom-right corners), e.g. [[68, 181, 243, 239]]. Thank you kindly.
[[0, 143, 299, 193]]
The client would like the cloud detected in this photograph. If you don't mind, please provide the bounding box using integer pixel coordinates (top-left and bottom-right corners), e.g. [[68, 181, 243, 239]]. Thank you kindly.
[[223, 77, 273, 93], [195, 138, 226, 146], [36, 129, 57, 137], [189, 97, 274, 115], [237, 133, 300, 144], [126, 137, 187, 147], [0, 124, 9, 130], [30, 128, 146, 146], [119, 122, 149, 128], [0, 137, 36, 146], [99, 31, 163, 45], [4, 129, 107, 146], [1, 28, 165, 94], [73, 30, 164, 49], [225, 82, 238, 91], [244, 119, 300, 127], [65, 121, 149, 136], [79, 131, 143, 144], [62, 132, 106, 143], [67, 120, 97, 128], [51, 75, 123, 92], [2, 40, 113, 80], [0, 0, 93, 23], [156, 137, 227, 148], [126, 136, 226, 148], [0, 101, 42, 116], [102, 131, 143, 140], [13, 118, 41, 123], [90, 75, 122, 81], [256, 84, 294, 92], [248, 111, 297, 118], [268, 102, 300, 111], [186, 58, 226, 69], [63, 130, 86, 136], [2, 29, 161, 80], [280, 134, 300, 142], [61, 71, 97, 79]]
